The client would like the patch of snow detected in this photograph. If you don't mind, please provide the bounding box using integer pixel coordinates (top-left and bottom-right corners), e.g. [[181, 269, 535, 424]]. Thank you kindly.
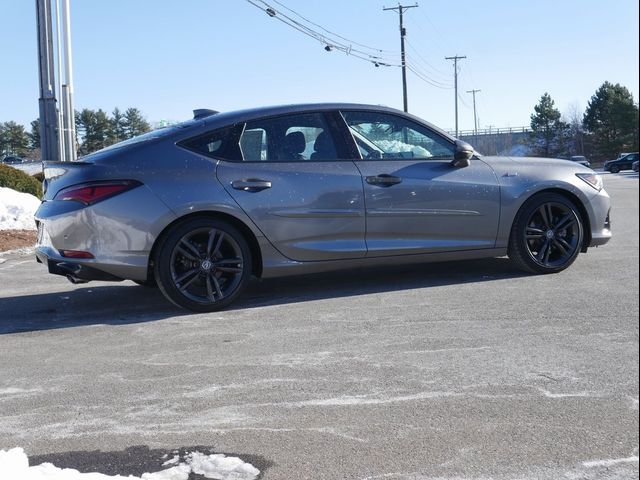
[[582, 455, 639, 468], [161, 455, 180, 467], [376, 139, 432, 158], [10, 161, 44, 176], [0, 187, 40, 230], [0, 448, 259, 480]]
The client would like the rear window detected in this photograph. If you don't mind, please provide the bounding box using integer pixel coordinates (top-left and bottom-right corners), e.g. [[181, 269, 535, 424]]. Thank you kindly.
[[178, 125, 243, 161]]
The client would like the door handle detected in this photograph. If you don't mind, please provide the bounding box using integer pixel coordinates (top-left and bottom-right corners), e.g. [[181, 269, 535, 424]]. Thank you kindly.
[[366, 174, 402, 187], [231, 179, 272, 192]]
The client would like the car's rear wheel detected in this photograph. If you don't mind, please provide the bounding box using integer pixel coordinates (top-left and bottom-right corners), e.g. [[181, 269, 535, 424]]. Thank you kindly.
[[508, 193, 584, 274], [610, 165, 620, 173], [154, 217, 252, 312]]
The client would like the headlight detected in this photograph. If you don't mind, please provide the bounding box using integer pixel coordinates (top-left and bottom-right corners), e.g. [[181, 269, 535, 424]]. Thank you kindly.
[[576, 172, 603, 191]]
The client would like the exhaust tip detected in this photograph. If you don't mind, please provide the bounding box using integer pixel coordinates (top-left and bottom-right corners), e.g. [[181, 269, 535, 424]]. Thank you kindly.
[[66, 274, 89, 285]]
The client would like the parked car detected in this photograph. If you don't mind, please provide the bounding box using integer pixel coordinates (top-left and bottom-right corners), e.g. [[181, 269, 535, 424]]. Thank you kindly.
[[569, 155, 591, 168], [603, 152, 639, 173], [2, 155, 24, 164], [35, 103, 612, 311], [633, 160, 639, 173]]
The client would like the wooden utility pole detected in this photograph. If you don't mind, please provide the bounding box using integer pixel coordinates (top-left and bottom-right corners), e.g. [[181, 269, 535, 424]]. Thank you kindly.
[[384, 3, 418, 113], [445, 55, 466, 137]]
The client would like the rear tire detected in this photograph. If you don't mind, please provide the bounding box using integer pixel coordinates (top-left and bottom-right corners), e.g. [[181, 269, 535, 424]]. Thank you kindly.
[[508, 193, 584, 274], [154, 217, 252, 312]]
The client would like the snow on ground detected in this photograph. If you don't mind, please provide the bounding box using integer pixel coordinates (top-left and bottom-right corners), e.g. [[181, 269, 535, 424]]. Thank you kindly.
[[10, 161, 44, 176], [0, 187, 40, 230], [0, 448, 260, 480]]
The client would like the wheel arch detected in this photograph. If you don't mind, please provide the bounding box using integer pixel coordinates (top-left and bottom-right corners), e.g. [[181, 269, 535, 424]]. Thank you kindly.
[[148, 211, 264, 280], [517, 187, 592, 252]]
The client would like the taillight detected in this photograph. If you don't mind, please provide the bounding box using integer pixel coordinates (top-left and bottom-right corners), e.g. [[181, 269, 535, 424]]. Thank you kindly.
[[54, 180, 141, 205]]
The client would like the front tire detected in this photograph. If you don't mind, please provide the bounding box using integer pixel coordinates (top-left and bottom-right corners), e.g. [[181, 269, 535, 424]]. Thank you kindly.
[[508, 193, 584, 274], [610, 165, 620, 173], [154, 218, 252, 312]]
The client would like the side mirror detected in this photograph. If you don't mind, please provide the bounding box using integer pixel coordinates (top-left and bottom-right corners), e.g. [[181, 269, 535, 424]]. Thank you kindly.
[[451, 140, 474, 168]]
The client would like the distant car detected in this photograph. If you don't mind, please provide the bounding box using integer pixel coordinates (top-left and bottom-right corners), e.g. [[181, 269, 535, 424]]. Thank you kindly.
[[570, 155, 591, 168], [633, 160, 639, 172], [2, 155, 24, 164], [604, 152, 639, 173], [35, 103, 612, 312]]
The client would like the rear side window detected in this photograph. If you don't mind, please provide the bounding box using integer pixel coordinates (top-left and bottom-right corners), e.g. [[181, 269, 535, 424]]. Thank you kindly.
[[240, 113, 339, 162], [178, 125, 243, 161]]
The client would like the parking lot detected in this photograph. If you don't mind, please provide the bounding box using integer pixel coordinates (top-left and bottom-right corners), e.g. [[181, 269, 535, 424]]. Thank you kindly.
[[0, 172, 638, 479]]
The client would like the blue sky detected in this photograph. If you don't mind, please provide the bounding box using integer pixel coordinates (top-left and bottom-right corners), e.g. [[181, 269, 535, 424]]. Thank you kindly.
[[0, 0, 638, 132]]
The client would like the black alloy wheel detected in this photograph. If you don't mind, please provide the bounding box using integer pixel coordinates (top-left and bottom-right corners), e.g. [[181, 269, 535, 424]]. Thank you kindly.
[[508, 193, 584, 274], [155, 218, 252, 311]]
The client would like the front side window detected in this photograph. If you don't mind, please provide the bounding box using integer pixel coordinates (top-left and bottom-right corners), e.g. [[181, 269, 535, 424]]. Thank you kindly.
[[240, 113, 339, 162], [341, 111, 454, 160]]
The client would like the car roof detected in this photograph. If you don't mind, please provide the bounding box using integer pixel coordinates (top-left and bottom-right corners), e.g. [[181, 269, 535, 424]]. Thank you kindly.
[[195, 102, 456, 141]]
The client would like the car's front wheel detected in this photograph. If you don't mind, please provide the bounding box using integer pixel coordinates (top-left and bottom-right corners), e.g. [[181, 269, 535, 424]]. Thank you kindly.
[[610, 165, 620, 173], [154, 217, 252, 312], [508, 193, 584, 274]]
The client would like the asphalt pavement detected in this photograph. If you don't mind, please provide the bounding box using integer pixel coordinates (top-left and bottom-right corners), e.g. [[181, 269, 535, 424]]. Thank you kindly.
[[0, 172, 638, 479]]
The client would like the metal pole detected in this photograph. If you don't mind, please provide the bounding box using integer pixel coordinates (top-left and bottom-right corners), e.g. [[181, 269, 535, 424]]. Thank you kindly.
[[384, 3, 418, 113], [61, 0, 76, 161], [36, 0, 60, 162], [445, 55, 466, 137], [54, 0, 65, 162]]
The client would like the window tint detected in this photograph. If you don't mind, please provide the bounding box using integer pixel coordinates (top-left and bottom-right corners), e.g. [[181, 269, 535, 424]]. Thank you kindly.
[[241, 113, 339, 162], [179, 125, 243, 161], [341, 111, 454, 160]]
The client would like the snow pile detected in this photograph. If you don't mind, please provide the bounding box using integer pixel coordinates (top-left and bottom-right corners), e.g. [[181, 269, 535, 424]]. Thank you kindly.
[[0, 187, 40, 230], [0, 448, 260, 480], [376, 139, 432, 158]]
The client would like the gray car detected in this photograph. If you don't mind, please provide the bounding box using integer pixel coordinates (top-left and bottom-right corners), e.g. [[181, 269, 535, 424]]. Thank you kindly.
[[35, 103, 612, 311]]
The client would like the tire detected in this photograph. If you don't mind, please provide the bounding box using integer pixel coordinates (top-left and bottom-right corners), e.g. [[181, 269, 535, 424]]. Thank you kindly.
[[133, 277, 157, 288], [610, 165, 620, 173], [154, 217, 252, 312], [508, 193, 584, 274]]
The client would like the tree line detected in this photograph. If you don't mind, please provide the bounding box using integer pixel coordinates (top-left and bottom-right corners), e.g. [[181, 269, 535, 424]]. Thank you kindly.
[[0, 107, 150, 159], [528, 81, 639, 160]]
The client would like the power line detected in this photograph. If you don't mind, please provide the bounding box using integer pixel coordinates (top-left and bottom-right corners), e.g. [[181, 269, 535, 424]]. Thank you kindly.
[[445, 55, 466, 137]]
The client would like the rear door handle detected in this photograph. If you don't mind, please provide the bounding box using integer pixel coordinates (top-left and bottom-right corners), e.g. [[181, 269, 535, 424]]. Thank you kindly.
[[366, 174, 402, 187], [231, 179, 272, 192]]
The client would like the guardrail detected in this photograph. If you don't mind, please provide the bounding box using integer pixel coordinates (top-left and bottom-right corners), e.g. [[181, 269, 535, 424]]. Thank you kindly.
[[447, 126, 533, 137]]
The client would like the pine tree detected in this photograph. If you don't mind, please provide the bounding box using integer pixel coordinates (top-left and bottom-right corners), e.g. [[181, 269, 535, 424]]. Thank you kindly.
[[583, 82, 639, 158], [529, 93, 568, 157], [123, 108, 151, 138], [76, 108, 113, 154], [111, 107, 127, 143], [0, 121, 30, 157], [29, 119, 41, 149]]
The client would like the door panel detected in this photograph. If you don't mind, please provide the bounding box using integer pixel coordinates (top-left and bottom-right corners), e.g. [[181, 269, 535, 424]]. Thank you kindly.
[[355, 158, 500, 256], [217, 161, 366, 261]]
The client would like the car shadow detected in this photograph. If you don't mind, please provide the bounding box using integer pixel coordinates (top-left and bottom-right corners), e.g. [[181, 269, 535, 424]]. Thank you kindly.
[[0, 257, 526, 334]]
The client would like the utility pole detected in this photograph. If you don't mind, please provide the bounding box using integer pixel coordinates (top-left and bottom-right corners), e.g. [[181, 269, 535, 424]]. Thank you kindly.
[[36, 0, 60, 162], [384, 3, 418, 113], [466, 88, 480, 143], [445, 55, 466, 137]]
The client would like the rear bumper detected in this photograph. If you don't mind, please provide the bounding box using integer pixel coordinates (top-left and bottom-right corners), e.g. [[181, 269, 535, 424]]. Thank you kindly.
[[35, 247, 123, 282]]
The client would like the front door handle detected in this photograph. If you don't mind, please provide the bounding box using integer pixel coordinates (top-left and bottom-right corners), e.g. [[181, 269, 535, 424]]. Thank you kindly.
[[231, 179, 272, 192], [366, 174, 402, 187]]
